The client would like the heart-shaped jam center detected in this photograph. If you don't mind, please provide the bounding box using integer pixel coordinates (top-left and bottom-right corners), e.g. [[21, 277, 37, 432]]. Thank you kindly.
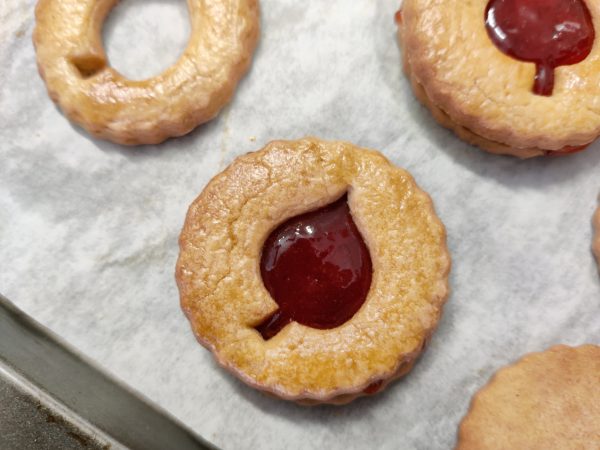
[[256, 195, 373, 340], [485, 0, 595, 96]]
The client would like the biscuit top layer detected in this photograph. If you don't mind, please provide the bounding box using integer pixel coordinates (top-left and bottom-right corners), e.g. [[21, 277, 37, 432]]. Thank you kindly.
[[402, 0, 600, 150], [33, 0, 259, 144], [176, 138, 450, 401]]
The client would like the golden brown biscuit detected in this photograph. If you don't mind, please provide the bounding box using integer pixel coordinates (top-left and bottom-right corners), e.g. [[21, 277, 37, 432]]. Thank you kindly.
[[457, 345, 600, 449], [33, 0, 259, 145], [398, 1, 600, 158], [176, 137, 450, 404]]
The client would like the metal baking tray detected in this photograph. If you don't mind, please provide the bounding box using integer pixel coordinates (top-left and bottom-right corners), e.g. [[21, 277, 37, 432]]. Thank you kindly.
[[0, 294, 215, 450]]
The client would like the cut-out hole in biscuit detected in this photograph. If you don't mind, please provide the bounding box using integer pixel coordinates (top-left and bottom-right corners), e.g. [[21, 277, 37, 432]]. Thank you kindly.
[[485, 0, 595, 96], [103, 0, 190, 80], [256, 194, 373, 340]]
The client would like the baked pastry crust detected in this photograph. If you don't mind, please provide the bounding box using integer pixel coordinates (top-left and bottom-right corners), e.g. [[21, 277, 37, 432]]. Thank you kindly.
[[398, 0, 600, 157], [176, 138, 450, 404], [456, 345, 600, 449], [33, 0, 259, 145]]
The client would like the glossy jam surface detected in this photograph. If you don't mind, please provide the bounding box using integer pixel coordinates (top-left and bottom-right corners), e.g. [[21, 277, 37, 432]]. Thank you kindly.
[[257, 195, 373, 340], [363, 380, 384, 395], [485, 0, 594, 96]]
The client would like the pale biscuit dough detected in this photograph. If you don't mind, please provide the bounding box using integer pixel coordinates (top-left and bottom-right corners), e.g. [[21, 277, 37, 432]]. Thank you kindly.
[[457, 345, 600, 449], [33, 0, 259, 145], [399, 0, 600, 157], [176, 138, 451, 404]]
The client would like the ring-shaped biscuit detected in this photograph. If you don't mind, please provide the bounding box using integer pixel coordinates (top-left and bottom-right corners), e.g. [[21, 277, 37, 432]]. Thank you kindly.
[[33, 0, 259, 145], [176, 138, 450, 404], [399, 0, 600, 158]]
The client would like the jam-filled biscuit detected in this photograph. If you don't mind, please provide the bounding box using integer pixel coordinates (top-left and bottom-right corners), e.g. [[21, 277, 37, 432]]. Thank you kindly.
[[176, 138, 450, 404], [33, 0, 259, 145], [457, 345, 600, 449], [398, 0, 600, 158]]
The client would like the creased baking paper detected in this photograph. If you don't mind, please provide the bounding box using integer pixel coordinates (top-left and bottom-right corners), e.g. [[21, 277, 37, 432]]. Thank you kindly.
[[1, 1, 599, 449]]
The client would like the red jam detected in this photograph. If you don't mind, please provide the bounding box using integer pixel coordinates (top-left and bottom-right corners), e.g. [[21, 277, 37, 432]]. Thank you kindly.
[[485, 0, 594, 96], [363, 380, 384, 395], [545, 144, 589, 156], [256, 195, 372, 340], [394, 9, 403, 24]]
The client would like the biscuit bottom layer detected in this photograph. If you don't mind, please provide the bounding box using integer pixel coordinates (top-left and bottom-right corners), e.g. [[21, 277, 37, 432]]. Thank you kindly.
[[408, 69, 590, 158]]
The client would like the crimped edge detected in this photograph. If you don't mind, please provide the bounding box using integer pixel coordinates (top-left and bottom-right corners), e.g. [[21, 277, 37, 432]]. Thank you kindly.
[[32, 0, 260, 145], [455, 344, 600, 449], [399, 2, 599, 153], [175, 137, 451, 405]]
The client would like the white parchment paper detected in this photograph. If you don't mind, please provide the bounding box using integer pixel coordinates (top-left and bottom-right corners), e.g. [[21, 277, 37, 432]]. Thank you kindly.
[[1, 1, 600, 449]]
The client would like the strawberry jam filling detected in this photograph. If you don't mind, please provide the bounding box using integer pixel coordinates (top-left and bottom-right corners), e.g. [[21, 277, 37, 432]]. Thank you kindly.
[[485, 0, 594, 96], [363, 380, 384, 395], [546, 144, 590, 156], [256, 195, 372, 340], [394, 8, 403, 24]]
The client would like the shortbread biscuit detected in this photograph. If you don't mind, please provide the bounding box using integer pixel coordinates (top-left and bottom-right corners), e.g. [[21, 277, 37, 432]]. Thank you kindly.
[[176, 138, 450, 404], [398, 1, 600, 158], [457, 345, 600, 449], [33, 0, 259, 145]]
